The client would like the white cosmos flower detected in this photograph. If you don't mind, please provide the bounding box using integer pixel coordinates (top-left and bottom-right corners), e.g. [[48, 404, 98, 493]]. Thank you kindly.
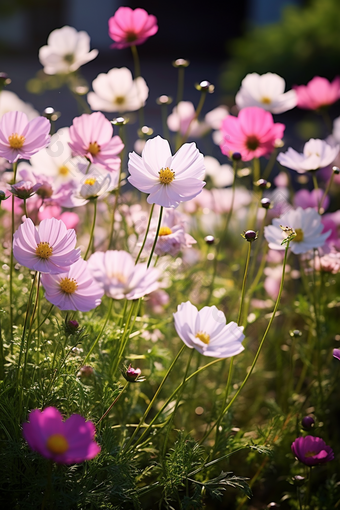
[[204, 156, 234, 188], [173, 301, 245, 358], [77, 166, 118, 201], [128, 136, 205, 208], [0, 90, 38, 120], [167, 101, 209, 138], [87, 68, 149, 113], [277, 138, 339, 173], [264, 207, 331, 255], [236, 72, 297, 114], [39, 26, 98, 75]]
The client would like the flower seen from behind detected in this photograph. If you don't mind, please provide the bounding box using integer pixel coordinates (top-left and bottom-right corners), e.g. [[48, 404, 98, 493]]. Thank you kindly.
[[291, 435, 334, 466], [39, 26, 98, 75], [128, 136, 205, 208], [13, 217, 81, 273], [220, 107, 285, 161], [173, 301, 245, 358], [236, 72, 297, 114], [277, 138, 339, 173], [88, 68, 149, 113], [294, 76, 340, 110], [0, 111, 50, 163], [108, 7, 158, 49], [41, 258, 104, 311], [22, 406, 101, 464]]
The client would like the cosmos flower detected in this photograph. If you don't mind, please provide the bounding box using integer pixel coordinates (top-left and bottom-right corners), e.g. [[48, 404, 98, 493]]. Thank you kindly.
[[203, 156, 234, 188], [220, 107, 285, 161], [77, 166, 118, 201], [88, 68, 149, 113], [10, 180, 42, 199], [39, 26, 98, 75], [13, 217, 81, 273], [173, 301, 245, 358], [264, 207, 331, 255], [0, 90, 38, 121], [87, 250, 160, 300], [41, 258, 104, 311], [277, 138, 339, 173], [167, 101, 209, 138], [22, 406, 101, 464], [291, 436, 334, 466], [108, 7, 158, 49], [236, 72, 297, 114], [0, 111, 50, 163], [128, 136, 205, 208], [294, 76, 340, 110], [69, 112, 124, 172]]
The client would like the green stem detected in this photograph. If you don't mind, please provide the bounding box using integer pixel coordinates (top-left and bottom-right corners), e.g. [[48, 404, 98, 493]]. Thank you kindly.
[[17, 271, 38, 382], [306, 466, 312, 508], [253, 157, 260, 182], [111, 299, 139, 377], [31, 304, 54, 336], [131, 45, 144, 129], [262, 147, 278, 180], [319, 171, 334, 214], [161, 104, 171, 140], [135, 204, 155, 264], [83, 299, 113, 366], [124, 344, 186, 452], [237, 241, 252, 326], [9, 161, 18, 344], [147, 206, 163, 268], [178, 91, 207, 149], [23, 199, 28, 218], [96, 382, 129, 426], [84, 199, 97, 260], [176, 67, 185, 107], [108, 126, 125, 250]]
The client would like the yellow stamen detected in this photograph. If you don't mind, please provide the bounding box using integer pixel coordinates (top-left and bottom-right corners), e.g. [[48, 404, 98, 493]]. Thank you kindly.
[[261, 97, 271, 104], [115, 96, 125, 104], [59, 277, 78, 294], [35, 242, 53, 259], [305, 450, 317, 458], [293, 228, 304, 243], [8, 133, 25, 150], [109, 272, 127, 284], [84, 178, 96, 185], [159, 226, 172, 236], [46, 434, 69, 454], [195, 331, 210, 345], [87, 141, 100, 156], [159, 167, 175, 184], [58, 165, 69, 176]]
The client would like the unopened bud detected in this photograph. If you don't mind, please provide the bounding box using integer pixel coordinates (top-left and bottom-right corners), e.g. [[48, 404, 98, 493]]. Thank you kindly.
[[0, 72, 11, 88], [301, 416, 315, 429], [256, 179, 271, 189], [0, 190, 7, 201], [43, 107, 60, 122], [292, 475, 306, 487], [204, 235, 215, 245], [290, 329, 302, 338], [156, 95, 173, 105], [242, 230, 258, 242], [332, 166, 340, 174], [172, 58, 190, 68], [78, 365, 94, 379], [121, 364, 145, 383], [195, 80, 214, 93], [267, 504, 280, 509], [232, 152, 242, 161], [112, 116, 127, 126], [261, 198, 271, 209], [65, 319, 79, 334], [137, 125, 154, 138]]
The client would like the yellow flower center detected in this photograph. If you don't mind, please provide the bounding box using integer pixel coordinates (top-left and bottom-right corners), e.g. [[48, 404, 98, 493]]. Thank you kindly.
[[59, 165, 69, 176], [84, 178, 96, 185], [8, 133, 25, 149], [87, 141, 101, 156], [293, 228, 304, 243], [261, 97, 271, 104], [46, 433, 69, 454], [115, 96, 125, 105], [35, 242, 53, 259], [195, 331, 210, 345], [59, 277, 78, 294], [305, 450, 317, 458], [109, 272, 127, 284], [159, 167, 175, 184], [159, 226, 172, 236]]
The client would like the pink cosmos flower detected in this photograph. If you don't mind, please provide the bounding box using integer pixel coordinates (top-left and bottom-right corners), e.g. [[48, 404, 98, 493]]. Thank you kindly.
[[128, 136, 205, 208], [294, 76, 340, 110], [10, 180, 42, 199], [0, 111, 50, 163], [220, 107, 285, 161], [41, 258, 104, 311], [293, 189, 330, 212], [291, 436, 334, 466], [108, 7, 158, 49], [87, 250, 160, 300], [69, 112, 124, 172], [167, 101, 210, 138], [22, 406, 100, 464], [13, 217, 81, 274]]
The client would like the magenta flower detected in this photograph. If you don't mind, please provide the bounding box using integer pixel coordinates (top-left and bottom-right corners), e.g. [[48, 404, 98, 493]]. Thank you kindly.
[[108, 7, 158, 49], [220, 107, 285, 161], [87, 250, 160, 300], [69, 112, 124, 172], [22, 407, 100, 464], [291, 436, 334, 466], [333, 348, 340, 360], [13, 217, 81, 274], [0, 111, 50, 163], [41, 258, 104, 311], [294, 76, 340, 110]]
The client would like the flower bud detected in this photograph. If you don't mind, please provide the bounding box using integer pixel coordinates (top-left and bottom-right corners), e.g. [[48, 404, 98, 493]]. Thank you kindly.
[[121, 364, 145, 383], [137, 125, 154, 138], [301, 416, 315, 430], [156, 95, 173, 105], [332, 166, 340, 174], [261, 198, 271, 209], [0, 190, 7, 201], [112, 116, 127, 126], [195, 80, 214, 93], [242, 230, 258, 242], [65, 319, 79, 335], [267, 503, 280, 509], [204, 235, 215, 245], [292, 475, 306, 487], [232, 152, 242, 161], [172, 58, 190, 68], [78, 365, 94, 379], [290, 329, 302, 338], [256, 178, 271, 189], [43, 106, 60, 122], [0, 72, 11, 88]]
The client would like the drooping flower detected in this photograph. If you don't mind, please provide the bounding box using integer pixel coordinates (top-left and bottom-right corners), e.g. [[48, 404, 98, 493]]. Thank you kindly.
[[167, 101, 209, 138], [10, 180, 42, 199], [220, 107, 285, 161], [41, 258, 104, 311], [108, 7, 158, 49], [291, 436, 334, 466], [22, 406, 101, 464], [0, 90, 38, 121], [173, 301, 245, 358], [87, 250, 160, 300], [294, 76, 340, 110], [236, 73, 297, 114], [0, 111, 50, 163], [39, 26, 98, 75], [88, 68, 149, 113], [13, 217, 81, 273], [69, 112, 124, 172], [264, 207, 331, 255], [277, 139, 339, 173], [128, 136, 205, 208]]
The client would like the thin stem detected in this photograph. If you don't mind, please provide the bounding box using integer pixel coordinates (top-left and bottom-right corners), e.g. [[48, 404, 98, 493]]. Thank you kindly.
[[17, 271, 38, 382], [161, 104, 171, 140], [83, 299, 113, 366], [147, 206, 163, 268], [23, 199, 28, 218], [262, 147, 278, 180], [9, 161, 18, 343], [84, 199, 97, 260], [131, 45, 144, 129], [253, 157, 260, 182], [237, 241, 252, 326], [306, 466, 312, 508], [123, 344, 186, 452], [319, 171, 334, 214], [111, 299, 139, 377], [176, 67, 185, 107], [178, 91, 207, 148], [96, 382, 129, 426], [135, 204, 155, 264], [108, 127, 125, 249], [31, 304, 54, 336]]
